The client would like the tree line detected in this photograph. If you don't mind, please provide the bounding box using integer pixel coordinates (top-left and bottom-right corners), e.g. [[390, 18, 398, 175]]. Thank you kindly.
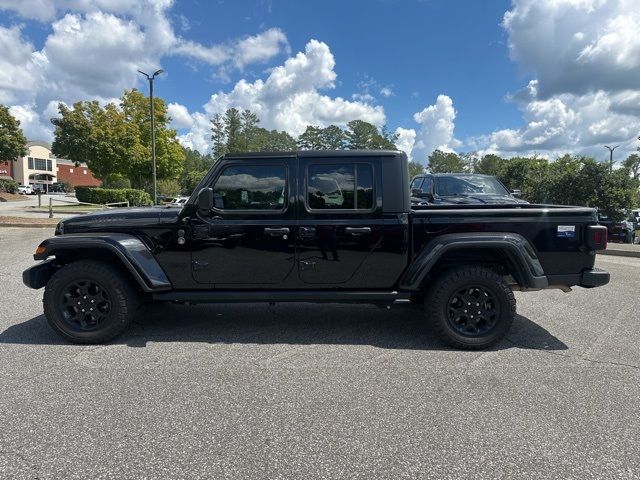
[[425, 149, 640, 221], [0, 94, 639, 216]]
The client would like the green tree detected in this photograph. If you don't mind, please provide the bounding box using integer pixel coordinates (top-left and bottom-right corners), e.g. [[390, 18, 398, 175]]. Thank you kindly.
[[297, 125, 324, 150], [321, 125, 346, 149], [345, 120, 395, 149], [241, 109, 260, 150], [474, 154, 505, 176], [0, 105, 27, 161], [224, 108, 244, 153], [495, 156, 549, 203], [120, 89, 185, 189], [623, 153, 640, 180], [211, 113, 227, 158], [52, 101, 139, 184], [545, 155, 638, 220], [253, 128, 296, 151], [427, 150, 465, 173]]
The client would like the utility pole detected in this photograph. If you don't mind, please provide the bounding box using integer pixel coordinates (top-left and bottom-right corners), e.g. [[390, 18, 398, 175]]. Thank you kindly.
[[137, 69, 164, 204], [604, 145, 619, 173]]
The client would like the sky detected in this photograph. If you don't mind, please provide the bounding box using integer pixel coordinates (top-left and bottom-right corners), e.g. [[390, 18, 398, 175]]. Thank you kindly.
[[0, 0, 639, 165]]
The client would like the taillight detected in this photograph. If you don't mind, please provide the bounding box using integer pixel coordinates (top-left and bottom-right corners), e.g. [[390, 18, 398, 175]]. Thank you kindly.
[[587, 225, 607, 251]]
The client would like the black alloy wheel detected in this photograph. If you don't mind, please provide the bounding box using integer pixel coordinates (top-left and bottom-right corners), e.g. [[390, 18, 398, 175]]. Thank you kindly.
[[425, 265, 516, 350], [446, 285, 499, 337], [58, 279, 112, 332], [43, 261, 139, 344]]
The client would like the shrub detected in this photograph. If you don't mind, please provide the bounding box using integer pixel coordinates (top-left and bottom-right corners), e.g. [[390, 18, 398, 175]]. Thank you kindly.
[[0, 178, 19, 194], [157, 178, 181, 197], [75, 186, 152, 206]]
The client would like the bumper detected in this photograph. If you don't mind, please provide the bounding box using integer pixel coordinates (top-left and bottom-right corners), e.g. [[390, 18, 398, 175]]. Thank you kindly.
[[546, 267, 610, 289], [580, 267, 610, 288], [23, 259, 58, 289]]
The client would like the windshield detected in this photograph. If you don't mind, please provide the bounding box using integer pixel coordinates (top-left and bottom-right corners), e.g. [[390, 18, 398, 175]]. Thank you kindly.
[[435, 175, 510, 196]]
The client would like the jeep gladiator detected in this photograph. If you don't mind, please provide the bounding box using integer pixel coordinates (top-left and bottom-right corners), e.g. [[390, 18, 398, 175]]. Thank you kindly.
[[23, 150, 610, 349]]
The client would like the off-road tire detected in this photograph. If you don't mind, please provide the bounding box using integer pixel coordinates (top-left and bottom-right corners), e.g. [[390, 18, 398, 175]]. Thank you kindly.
[[425, 265, 516, 350], [43, 260, 139, 344]]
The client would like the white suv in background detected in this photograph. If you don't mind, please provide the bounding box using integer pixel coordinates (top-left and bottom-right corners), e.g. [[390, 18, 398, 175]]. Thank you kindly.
[[18, 185, 33, 195]]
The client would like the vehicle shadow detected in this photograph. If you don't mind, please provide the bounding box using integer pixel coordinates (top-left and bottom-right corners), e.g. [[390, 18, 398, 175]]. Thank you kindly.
[[0, 302, 568, 352]]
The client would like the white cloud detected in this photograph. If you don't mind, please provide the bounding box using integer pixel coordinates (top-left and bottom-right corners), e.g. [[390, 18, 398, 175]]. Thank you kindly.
[[394, 127, 416, 162], [475, 0, 640, 160], [0, 26, 41, 104], [0, 1, 291, 140], [167, 102, 194, 129], [477, 90, 639, 158], [173, 28, 289, 70], [380, 87, 394, 98], [412, 95, 460, 157], [9, 104, 54, 141], [175, 112, 210, 153], [175, 40, 385, 150], [504, 0, 640, 98]]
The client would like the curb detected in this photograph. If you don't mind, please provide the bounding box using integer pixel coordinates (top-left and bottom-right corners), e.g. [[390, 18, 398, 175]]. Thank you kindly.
[[0, 222, 56, 229], [598, 248, 640, 259]]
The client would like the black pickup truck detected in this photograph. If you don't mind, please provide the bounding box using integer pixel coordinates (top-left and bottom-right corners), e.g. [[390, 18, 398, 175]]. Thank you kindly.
[[23, 150, 610, 349]]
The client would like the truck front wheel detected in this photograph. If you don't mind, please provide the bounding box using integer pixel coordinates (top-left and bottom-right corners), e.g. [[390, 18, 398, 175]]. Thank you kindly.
[[426, 266, 515, 350], [43, 261, 139, 344]]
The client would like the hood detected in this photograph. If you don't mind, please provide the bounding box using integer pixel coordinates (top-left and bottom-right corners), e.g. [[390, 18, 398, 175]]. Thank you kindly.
[[59, 206, 181, 234]]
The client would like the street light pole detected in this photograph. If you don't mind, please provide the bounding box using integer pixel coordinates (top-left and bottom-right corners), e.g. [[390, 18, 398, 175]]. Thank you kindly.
[[604, 145, 619, 173], [137, 69, 164, 204]]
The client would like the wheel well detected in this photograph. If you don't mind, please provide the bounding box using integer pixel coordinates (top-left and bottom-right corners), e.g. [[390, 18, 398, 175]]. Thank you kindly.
[[421, 247, 523, 290], [51, 248, 144, 293]]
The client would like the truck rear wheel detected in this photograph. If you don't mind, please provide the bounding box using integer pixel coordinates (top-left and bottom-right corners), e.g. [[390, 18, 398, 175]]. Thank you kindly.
[[43, 261, 139, 344], [425, 266, 515, 350]]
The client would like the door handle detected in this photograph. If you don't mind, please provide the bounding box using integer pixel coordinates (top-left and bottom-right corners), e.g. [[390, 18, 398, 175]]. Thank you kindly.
[[345, 227, 371, 235], [264, 227, 290, 236]]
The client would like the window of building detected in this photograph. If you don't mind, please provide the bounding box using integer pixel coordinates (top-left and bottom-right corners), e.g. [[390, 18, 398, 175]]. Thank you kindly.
[[306, 163, 374, 210], [47, 159, 52, 171], [28, 157, 34, 169], [34, 158, 47, 171], [212, 164, 287, 211]]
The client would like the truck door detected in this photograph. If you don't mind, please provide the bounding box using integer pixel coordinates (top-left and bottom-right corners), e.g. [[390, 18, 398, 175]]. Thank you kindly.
[[297, 156, 390, 287], [190, 160, 296, 286]]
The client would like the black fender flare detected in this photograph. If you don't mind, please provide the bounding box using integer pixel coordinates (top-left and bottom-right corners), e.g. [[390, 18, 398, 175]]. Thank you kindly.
[[400, 232, 548, 291], [24, 234, 172, 292]]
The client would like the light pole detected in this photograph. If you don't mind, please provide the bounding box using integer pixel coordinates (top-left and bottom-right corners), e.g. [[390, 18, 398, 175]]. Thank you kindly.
[[604, 145, 619, 173], [138, 69, 164, 204]]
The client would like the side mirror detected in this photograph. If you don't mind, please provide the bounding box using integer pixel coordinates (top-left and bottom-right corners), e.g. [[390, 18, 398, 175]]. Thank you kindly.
[[197, 187, 213, 212], [511, 189, 522, 197], [411, 188, 423, 196]]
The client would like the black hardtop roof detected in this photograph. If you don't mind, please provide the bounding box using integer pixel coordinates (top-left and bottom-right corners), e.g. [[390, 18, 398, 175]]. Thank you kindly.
[[223, 149, 404, 159]]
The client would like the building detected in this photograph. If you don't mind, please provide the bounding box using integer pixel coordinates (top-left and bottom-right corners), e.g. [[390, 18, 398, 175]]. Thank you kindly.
[[10, 141, 100, 191]]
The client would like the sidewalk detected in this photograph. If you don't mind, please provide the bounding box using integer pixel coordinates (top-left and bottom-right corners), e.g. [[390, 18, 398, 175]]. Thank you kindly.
[[599, 243, 640, 258]]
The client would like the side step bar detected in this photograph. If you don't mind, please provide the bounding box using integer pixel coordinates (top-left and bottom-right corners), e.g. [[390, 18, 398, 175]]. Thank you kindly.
[[152, 290, 412, 304]]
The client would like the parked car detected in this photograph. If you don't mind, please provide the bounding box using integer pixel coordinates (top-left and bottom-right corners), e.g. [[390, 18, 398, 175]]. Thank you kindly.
[[23, 150, 609, 349], [410, 173, 528, 206], [599, 215, 635, 243], [18, 184, 33, 195], [169, 196, 189, 206]]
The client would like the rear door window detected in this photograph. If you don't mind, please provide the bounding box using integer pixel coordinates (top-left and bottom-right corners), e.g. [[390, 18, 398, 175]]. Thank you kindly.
[[307, 163, 374, 210]]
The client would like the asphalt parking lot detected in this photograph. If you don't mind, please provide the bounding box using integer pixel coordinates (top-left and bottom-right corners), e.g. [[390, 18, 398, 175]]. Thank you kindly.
[[1, 227, 639, 479]]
